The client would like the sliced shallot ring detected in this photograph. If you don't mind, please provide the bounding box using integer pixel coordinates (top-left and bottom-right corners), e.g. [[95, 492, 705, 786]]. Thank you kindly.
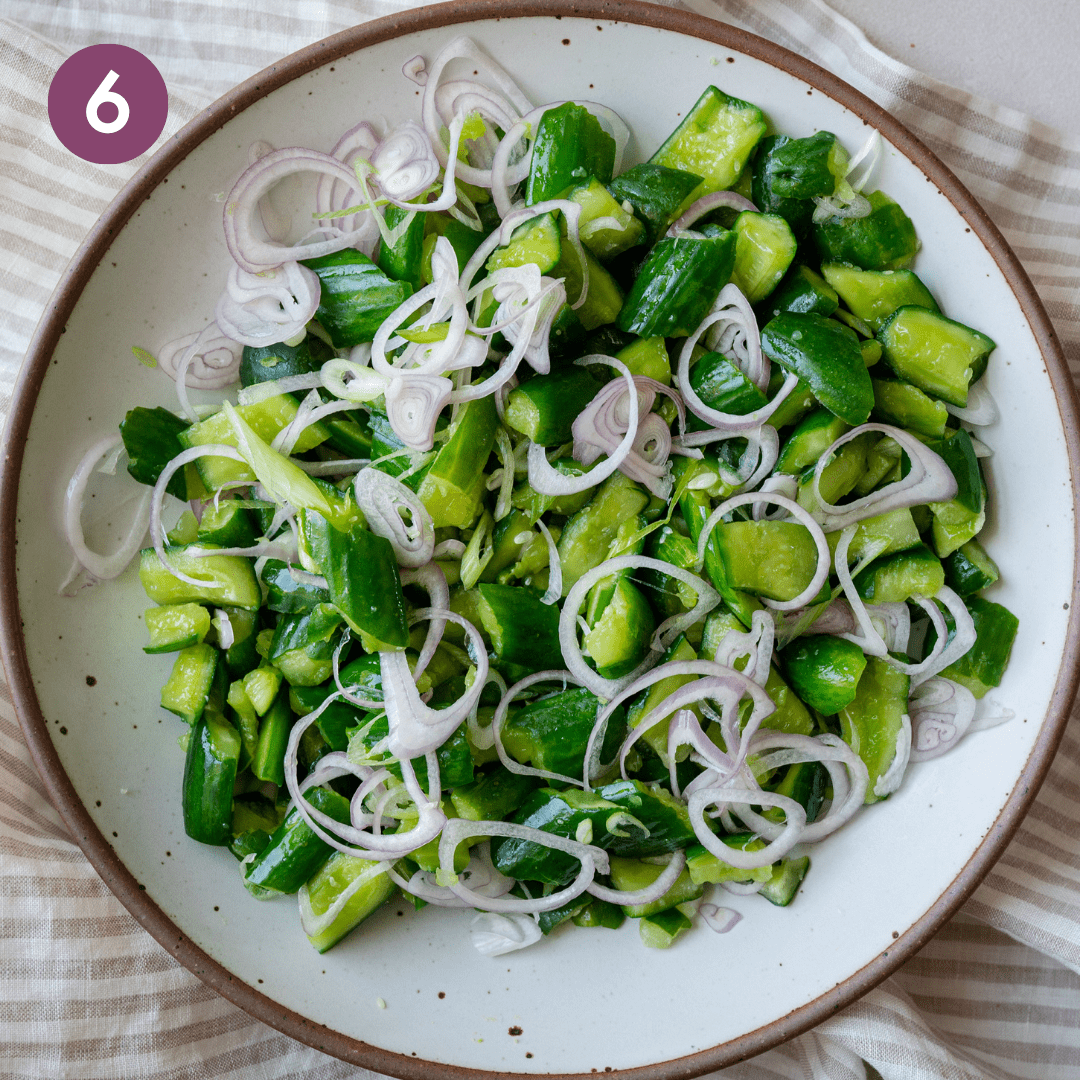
[[283, 698, 445, 859], [421, 37, 532, 185], [527, 356, 639, 496], [385, 373, 454, 451], [687, 784, 807, 869], [64, 435, 152, 582], [694, 492, 831, 612], [215, 262, 321, 348], [582, 659, 760, 788], [946, 378, 998, 425], [908, 677, 978, 762], [740, 731, 869, 844], [712, 609, 775, 687], [400, 564, 449, 680], [382, 607, 488, 759], [620, 673, 774, 782], [560, 554, 721, 701], [536, 520, 561, 605], [586, 851, 687, 906], [158, 323, 243, 391], [669, 191, 757, 234], [911, 587, 977, 688], [491, 670, 584, 787], [700, 904, 742, 933], [833, 525, 890, 658], [437, 818, 608, 914], [809, 423, 957, 532], [149, 444, 247, 587], [222, 148, 373, 272]]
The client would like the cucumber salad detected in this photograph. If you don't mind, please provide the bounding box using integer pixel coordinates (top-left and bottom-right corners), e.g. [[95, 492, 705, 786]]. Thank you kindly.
[[65, 37, 1018, 956]]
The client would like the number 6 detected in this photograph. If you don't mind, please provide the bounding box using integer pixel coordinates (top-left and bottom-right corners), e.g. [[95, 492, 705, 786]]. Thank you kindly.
[[85, 70, 130, 135]]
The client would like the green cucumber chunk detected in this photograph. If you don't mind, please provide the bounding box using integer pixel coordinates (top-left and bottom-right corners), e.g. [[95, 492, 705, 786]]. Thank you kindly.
[[195, 500, 258, 548], [240, 334, 329, 387], [639, 907, 693, 948], [451, 768, 542, 822], [584, 576, 656, 679], [813, 190, 919, 271], [377, 204, 426, 291], [503, 368, 598, 445], [760, 312, 873, 425], [689, 351, 769, 415], [557, 471, 650, 594], [758, 856, 810, 906], [500, 685, 625, 781], [302, 249, 412, 348], [617, 231, 737, 338], [607, 163, 702, 244], [839, 656, 910, 803], [730, 211, 797, 303], [751, 131, 846, 233], [821, 262, 939, 331], [567, 177, 645, 258], [319, 521, 409, 651], [144, 603, 211, 654], [485, 211, 561, 275], [685, 836, 772, 885], [573, 900, 626, 929], [179, 393, 328, 491], [608, 855, 703, 917], [710, 520, 820, 602], [243, 786, 353, 897], [782, 635, 868, 715], [931, 597, 1018, 698], [871, 378, 949, 437], [761, 264, 839, 320], [526, 102, 616, 205], [161, 642, 221, 724], [827, 508, 921, 565], [476, 582, 563, 673], [119, 406, 193, 500], [943, 538, 1000, 598], [182, 712, 241, 845], [775, 408, 850, 475], [854, 542, 945, 603], [878, 306, 995, 407], [416, 396, 498, 528], [649, 85, 766, 200], [251, 687, 294, 786], [261, 559, 332, 614], [300, 853, 395, 953]]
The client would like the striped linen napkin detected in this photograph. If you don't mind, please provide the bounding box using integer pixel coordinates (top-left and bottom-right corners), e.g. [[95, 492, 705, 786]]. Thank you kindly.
[[2, 1, 1079, 1077]]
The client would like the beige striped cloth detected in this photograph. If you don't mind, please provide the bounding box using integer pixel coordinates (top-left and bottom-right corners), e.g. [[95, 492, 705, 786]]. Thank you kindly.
[[2, 1, 1079, 1077]]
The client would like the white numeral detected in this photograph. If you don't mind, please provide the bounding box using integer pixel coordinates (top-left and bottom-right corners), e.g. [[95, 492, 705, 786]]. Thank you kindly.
[[85, 70, 130, 134]]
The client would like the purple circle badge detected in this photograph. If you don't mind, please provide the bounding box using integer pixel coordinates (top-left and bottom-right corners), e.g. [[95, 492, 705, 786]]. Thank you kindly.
[[48, 44, 168, 165]]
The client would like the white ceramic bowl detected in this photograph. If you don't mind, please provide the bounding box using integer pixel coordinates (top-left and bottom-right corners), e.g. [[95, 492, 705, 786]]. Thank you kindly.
[[3, 2, 1078, 1076]]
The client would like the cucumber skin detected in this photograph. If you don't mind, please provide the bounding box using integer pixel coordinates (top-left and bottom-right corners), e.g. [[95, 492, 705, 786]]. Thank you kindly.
[[617, 232, 737, 338], [526, 102, 616, 205], [302, 249, 412, 348], [183, 713, 241, 845], [813, 191, 919, 271], [761, 312, 873, 426], [607, 163, 703, 244], [782, 635, 868, 715], [243, 787, 353, 895]]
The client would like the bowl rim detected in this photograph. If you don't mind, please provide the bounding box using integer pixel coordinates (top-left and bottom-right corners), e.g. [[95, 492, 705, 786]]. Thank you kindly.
[[2, 0, 1079, 1076]]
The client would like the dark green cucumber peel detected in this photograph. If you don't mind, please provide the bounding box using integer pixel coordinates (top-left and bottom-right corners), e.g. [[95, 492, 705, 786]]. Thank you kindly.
[[760, 312, 873, 425]]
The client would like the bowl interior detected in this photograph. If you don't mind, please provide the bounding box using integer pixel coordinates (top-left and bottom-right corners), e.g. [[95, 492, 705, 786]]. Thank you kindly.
[[6, 8, 1076, 1077]]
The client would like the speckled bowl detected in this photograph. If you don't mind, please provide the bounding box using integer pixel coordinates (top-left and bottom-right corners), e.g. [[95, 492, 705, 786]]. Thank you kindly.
[[2, 2, 1078, 1077]]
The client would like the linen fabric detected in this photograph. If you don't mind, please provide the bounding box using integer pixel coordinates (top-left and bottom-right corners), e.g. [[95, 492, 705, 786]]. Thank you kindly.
[[1, 1, 1079, 1077]]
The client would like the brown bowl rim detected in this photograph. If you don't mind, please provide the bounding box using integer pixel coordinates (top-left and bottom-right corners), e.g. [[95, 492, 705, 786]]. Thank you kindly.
[[2, 1, 1078, 1076]]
